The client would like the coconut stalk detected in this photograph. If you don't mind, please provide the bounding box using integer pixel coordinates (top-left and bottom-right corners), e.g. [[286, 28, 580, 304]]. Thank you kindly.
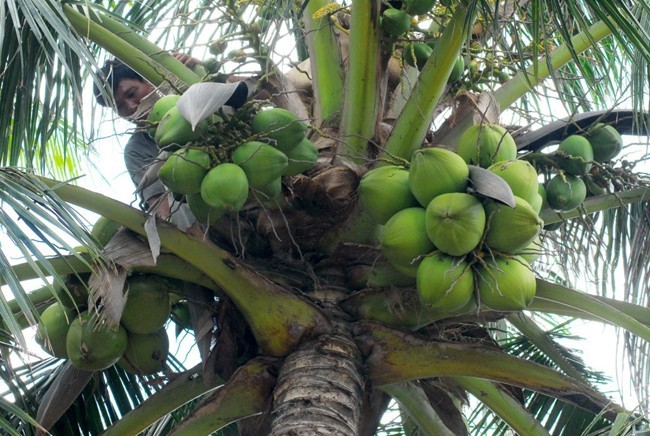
[[382, 1, 476, 161], [540, 186, 650, 224], [507, 313, 589, 383], [356, 322, 623, 418], [302, 0, 345, 125], [435, 20, 615, 148], [529, 291, 650, 327], [167, 359, 276, 435], [62, 5, 182, 90], [339, 0, 382, 162], [534, 279, 650, 342], [31, 175, 329, 357], [75, 6, 200, 85], [5, 252, 220, 330], [451, 377, 550, 436], [5, 253, 218, 292], [381, 382, 455, 435], [493, 20, 614, 110], [341, 287, 476, 330]]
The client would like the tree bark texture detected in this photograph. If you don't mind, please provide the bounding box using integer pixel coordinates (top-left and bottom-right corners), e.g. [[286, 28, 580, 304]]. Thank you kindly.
[[269, 324, 363, 435]]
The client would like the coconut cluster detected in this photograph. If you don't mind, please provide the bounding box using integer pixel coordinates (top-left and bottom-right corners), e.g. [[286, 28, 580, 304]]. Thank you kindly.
[[541, 123, 624, 212], [359, 124, 545, 313], [150, 98, 318, 225], [35, 273, 190, 376]]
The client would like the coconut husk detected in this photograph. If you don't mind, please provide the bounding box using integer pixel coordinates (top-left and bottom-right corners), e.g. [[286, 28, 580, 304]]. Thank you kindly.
[[256, 165, 361, 256]]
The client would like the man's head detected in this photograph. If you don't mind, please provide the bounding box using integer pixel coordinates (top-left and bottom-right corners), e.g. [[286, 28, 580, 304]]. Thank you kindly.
[[93, 59, 155, 118]]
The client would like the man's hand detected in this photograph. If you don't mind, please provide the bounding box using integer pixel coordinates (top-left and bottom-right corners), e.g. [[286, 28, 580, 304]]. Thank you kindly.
[[172, 52, 202, 69]]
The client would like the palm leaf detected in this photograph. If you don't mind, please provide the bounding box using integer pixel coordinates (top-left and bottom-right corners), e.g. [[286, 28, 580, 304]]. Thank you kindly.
[[466, 320, 613, 435]]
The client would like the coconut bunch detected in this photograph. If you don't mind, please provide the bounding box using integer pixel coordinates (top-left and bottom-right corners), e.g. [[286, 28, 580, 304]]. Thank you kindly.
[[35, 273, 193, 376], [535, 123, 624, 212], [149, 96, 318, 224], [359, 123, 546, 313], [379, 1, 465, 85]]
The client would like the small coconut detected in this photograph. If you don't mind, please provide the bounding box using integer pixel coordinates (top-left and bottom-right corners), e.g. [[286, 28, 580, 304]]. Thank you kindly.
[[416, 252, 474, 312], [359, 165, 419, 224], [556, 135, 593, 176], [121, 275, 171, 335], [409, 147, 469, 207], [517, 236, 544, 264], [117, 328, 169, 376], [476, 256, 536, 311], [456, 124, 517, 168], [283, 137, 318, 176], [586, 123, 623, 162], [546, 174, 587, 212], [200, 163, 249, 213], [158, 147, 211, 195], [381, 207, 436, 277], [488, 159, 539, 205], [484, 196, 543, 254], [425, 193, 486, 256], [231, 141, 288, 188]]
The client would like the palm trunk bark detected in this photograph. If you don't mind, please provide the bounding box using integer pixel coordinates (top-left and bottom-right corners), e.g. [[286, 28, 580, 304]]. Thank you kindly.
[[269, 321, 363, 435]]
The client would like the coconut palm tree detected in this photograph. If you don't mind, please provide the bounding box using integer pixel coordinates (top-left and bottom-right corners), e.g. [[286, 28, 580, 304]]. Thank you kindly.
[[1, 0, 649, 434]]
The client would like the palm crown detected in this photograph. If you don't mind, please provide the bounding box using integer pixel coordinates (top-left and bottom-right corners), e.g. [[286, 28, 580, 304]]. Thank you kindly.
[[1, 0, 649, 434]]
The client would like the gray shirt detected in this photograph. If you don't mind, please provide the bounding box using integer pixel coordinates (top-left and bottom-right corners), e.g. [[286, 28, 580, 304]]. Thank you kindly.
[[124, 131, 196, 230]]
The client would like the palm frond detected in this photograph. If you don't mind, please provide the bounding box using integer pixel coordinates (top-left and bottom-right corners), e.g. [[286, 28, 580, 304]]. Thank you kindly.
[[469, 0, 650, 124], [466, 320, 614, 435], [0, 168, 104, 346], [0, 0, 97, 175]]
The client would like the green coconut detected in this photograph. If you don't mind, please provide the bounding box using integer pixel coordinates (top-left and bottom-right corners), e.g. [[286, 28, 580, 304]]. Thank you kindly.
[[253, 177, 283, 201], [283, 137, 318, 176], [90, 216, 121, 248], [409, 147, 469, 207], [487, 159, 539, 205], [583, 174, 608, 196], [36, 302, 77, 358], [54, 275, 90, 309], [170, 301, 192, 330], [425, 193, 486, 256], [476, 256, 536, 311], [402, 42, 432, 69], [381, 9, 411, 36], [528, 193, 544, 213], [586, 123, 623, 162], [186, 192, 225, 225], [448, 56, 465, 83], [416, 252, 474, 312], [456, 124, 518, 168], [546, 174, 587, 212], [346, 260, 416, 290], [155, 107, 208, 150], [158, 148, 211, 195], [484, 196, 543, 254], [359, 165, 419, 224], [121, 275, 171, 335], [251, 108, 307, 153], [381, 207, 436, 277], [117, 329, 169, 376], [147, 95, 181, 126], [231, 141, 288, 188], [200, 163, 250, 213], [517, 236, 543, 264], [556, 135, 593, 176], [66, 311, 128, 371]]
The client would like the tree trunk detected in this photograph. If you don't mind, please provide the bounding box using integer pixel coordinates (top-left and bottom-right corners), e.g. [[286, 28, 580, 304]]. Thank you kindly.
[[269, 320, 363, 435]]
